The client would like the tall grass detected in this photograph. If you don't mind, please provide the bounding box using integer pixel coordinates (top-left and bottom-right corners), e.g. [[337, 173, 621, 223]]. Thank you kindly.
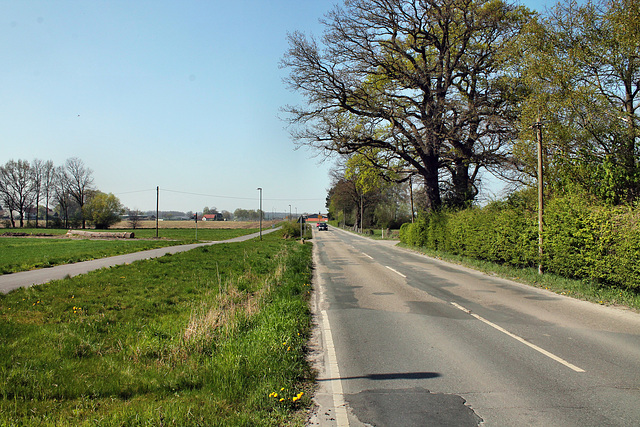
[[0, 231, 314, 426]]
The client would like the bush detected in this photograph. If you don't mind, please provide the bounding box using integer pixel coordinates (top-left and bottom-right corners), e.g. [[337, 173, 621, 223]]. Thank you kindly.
[[400, 192, 640, 291]]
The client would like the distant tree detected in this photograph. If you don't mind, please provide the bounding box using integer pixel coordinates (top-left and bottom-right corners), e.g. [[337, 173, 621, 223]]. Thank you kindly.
[[202, 206, 219, 215], [31, 159, 45, 228], [41, 160, 55, 228], [84, 192, 124, 229], [233, 208, 248, 221], [53, 166, 73, 228], [65, 157, 95, 229], [221, 210, 232, 221], [0, 159, 36, 228], [127, 209, 143, 229]]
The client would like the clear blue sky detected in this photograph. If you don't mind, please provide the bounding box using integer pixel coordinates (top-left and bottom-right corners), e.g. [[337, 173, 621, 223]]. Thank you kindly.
[[1, 0, 553, 215]]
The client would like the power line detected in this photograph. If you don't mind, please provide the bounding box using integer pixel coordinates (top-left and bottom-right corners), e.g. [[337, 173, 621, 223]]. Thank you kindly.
[[115, 187, 325, 203]]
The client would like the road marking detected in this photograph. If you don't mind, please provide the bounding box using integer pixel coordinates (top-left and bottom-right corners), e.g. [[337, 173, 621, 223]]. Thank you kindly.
[[385, 266, 406, 278], [321, 310, 350, 426], [363, 253, 373, 260], [450, 302, 585, 373]]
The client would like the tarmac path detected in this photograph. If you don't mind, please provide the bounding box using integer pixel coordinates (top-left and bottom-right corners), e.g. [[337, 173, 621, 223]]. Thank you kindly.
[[0, 228, 279, 294]]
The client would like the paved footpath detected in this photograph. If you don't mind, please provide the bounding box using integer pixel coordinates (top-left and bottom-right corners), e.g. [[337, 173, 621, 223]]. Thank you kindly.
[[1, 228, 279, 294]]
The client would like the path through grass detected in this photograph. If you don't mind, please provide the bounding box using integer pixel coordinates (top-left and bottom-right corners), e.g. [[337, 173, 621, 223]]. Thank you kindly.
[[0, 228, 257, 274]]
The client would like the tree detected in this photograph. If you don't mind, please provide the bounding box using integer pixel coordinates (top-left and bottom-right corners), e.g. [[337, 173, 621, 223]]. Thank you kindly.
[[0, 160, 36, 228], [84, 192, 124, 229], [31, 159, 44, 228], [282, 0, 531, 211], [515, 0, 640, 204], [127, 209, 143, 229], [53, 166, 74, 228], [65, 157, 95, 228], [40, 160, 56, 228]]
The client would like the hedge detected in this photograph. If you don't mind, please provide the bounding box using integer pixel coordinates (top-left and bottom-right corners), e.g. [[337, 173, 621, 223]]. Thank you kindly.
[[399, 194, 640, 291]]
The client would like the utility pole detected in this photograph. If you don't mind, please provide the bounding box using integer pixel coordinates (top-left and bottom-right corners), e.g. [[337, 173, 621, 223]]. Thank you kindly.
[[156, 186, 159, 238], [409, 174, 415, 223], [534, 119, 544, 275], [257, 188, 263, 240]]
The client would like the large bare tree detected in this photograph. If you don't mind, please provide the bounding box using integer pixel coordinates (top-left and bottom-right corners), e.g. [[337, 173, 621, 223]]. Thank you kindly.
[[65, 157, 95, 229], [282, 0, 530, 210]]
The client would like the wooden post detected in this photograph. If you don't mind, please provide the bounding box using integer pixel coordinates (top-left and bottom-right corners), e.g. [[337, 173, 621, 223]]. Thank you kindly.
[[535, 120, 544, 275]]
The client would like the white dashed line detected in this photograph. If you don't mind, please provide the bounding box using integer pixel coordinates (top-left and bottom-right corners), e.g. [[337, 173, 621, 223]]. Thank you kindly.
[[363, 253, 373, 260], [385, 266, 406, 278], [450, 302, 585, 373]]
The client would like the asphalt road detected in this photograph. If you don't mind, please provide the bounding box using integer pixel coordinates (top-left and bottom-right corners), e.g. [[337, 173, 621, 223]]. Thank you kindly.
[[0, 228, 279, 294], [308, 226, 640, 426]]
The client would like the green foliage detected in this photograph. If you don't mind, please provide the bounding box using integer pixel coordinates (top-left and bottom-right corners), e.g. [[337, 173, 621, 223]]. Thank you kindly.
[[514, 0, 640, 205], [400, 192, 640, 291], [82, 192, 124, 229], [280, 221, 311, 240]]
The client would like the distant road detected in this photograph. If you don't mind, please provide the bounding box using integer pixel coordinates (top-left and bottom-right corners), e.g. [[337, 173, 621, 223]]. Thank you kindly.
[[0, 228, 279, 294], [309, 226, 640, 426]]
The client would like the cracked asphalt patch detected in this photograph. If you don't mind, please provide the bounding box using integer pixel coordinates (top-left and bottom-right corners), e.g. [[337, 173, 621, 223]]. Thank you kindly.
[[347, 388, 482, 426]]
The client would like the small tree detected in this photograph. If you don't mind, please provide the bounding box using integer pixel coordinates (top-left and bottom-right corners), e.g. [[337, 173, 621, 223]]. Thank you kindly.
[[84, 192, 124, 229], [127, 209, 143, 229]]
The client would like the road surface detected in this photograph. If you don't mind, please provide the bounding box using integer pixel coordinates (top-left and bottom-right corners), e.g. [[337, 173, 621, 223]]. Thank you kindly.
[[0, 228, 279, 294], [308, 226, 640, 426]]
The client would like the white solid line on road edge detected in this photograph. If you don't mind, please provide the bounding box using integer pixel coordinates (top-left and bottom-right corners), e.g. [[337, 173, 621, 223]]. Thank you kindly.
[[385, 266, 406, 278], [321, 310, 350, 426], [450, 302, 586, 373], [363, 253, 373, 260]]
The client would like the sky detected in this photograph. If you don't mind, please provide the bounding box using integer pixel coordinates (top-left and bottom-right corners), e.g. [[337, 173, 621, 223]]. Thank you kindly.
[[1, 0, 553, 215]]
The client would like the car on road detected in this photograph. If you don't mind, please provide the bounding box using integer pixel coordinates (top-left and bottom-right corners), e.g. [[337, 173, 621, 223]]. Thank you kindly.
[[317, 222, 328, 231]]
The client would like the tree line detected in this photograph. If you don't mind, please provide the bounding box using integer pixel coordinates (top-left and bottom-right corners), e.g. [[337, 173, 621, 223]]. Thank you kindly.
[[0, 157, 123, 229], [283, 0, 639, 213]]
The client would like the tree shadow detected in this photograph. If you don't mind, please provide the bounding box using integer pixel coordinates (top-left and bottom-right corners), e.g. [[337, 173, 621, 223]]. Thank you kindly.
[[319, 372, 441, 381]]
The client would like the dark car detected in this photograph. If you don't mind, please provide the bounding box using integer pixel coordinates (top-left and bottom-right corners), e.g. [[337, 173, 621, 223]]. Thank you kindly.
[[318, 222, 328, 231]]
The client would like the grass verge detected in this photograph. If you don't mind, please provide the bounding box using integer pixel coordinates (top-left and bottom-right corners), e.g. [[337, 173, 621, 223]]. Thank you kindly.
[[399, 243, 640, 312], [0, 230, 314, 426], [0, 229, 257, 275]]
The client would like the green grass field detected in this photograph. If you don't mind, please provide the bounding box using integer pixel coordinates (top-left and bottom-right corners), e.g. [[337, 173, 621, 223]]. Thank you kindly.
[[0, 228, 257, 275], [0, 230, 314, 426]]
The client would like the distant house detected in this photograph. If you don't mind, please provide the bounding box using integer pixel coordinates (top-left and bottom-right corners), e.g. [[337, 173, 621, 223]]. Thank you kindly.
[[305, 214, 328, 223], [202, 213, 224, 221]]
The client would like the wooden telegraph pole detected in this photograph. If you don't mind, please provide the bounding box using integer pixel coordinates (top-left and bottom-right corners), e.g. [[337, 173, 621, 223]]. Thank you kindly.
[[534, 119, 544, 275]]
